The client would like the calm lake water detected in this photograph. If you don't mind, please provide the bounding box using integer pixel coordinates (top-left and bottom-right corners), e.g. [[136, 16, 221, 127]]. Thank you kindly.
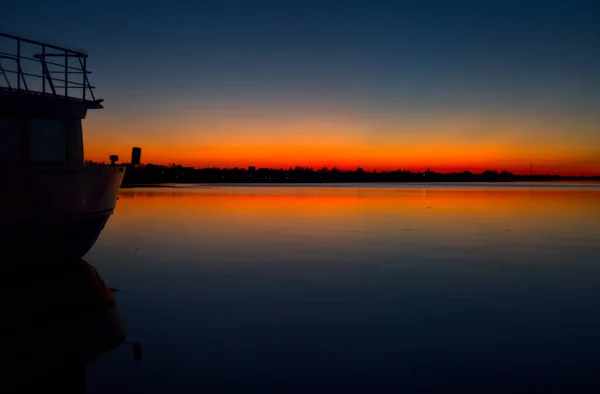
[[85, 183, 600, 393]]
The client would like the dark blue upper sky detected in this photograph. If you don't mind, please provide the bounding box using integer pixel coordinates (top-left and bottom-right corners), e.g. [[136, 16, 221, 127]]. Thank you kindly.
[[5, 0, 599, 110]]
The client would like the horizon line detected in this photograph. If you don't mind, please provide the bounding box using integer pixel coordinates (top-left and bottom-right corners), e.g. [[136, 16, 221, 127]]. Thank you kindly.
[[85, 160, 600, 178]]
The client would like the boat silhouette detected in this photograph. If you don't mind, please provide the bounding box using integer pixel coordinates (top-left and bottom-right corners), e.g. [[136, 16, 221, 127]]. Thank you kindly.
[[0, 32, 124, 261]]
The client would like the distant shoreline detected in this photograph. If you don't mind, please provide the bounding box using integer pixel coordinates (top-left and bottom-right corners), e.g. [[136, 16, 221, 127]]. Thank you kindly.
[[95, 163, 600, 186], [120, 180, 600, 189]]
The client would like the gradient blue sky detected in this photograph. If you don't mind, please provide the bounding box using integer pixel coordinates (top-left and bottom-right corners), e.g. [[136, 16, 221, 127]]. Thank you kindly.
[[3, 0, 600, 173]]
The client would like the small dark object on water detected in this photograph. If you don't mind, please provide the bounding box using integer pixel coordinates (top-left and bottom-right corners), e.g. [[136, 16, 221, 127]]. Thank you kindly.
[[132, 342, 142, 361]]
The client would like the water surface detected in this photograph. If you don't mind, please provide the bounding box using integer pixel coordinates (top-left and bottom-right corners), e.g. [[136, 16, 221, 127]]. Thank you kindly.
[[86, 184, 600, 393]]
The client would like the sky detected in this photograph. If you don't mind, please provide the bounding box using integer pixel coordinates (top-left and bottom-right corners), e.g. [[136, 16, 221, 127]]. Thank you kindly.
[[3, 0, 600, 175]]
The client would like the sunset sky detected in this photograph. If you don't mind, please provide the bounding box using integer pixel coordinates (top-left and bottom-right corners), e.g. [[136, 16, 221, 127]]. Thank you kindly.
[[5, 0, 600, 175]]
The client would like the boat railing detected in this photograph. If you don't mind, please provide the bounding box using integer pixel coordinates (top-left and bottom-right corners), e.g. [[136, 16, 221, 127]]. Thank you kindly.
[[0, 32, 100, 104]]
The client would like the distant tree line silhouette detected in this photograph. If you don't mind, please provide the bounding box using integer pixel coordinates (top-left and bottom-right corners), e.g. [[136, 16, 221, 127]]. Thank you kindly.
[[83, 161, 599, 184]]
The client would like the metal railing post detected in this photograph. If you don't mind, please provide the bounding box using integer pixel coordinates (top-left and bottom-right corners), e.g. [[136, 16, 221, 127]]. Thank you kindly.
[[64, 50, 68, 97], [42, 45, 46, 93], [83, 57, 86, 100], [16, 38, 21, 90]]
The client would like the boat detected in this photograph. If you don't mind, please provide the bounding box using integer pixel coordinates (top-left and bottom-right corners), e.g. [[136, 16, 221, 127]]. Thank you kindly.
[[0, 32, 124, 262]]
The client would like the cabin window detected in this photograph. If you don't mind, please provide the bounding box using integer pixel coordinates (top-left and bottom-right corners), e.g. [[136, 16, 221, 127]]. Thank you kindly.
[[28, 119, 67, 163], [0, 116, 20, 161]]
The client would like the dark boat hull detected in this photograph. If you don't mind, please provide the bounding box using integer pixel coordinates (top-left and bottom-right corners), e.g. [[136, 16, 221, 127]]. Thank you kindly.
[[0, 165, 125, 262]]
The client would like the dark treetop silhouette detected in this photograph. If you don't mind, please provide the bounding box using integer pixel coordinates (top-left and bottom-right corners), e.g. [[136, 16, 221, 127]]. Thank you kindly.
[[84, 162, 600, 185]]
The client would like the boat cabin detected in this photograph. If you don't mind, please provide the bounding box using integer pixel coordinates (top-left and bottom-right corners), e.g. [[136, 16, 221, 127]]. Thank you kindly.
[[0, 33, 103, 167]]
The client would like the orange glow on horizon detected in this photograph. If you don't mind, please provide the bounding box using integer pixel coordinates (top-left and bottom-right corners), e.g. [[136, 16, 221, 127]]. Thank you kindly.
[[83, 108, 600, 176], [85, 140, 600, 176]]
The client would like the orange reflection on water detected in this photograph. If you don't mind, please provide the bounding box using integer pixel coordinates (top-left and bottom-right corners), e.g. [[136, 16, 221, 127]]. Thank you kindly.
[[94, 185, 600, 269], [113, 186, 600, 237], [116, 186, 600, 214]]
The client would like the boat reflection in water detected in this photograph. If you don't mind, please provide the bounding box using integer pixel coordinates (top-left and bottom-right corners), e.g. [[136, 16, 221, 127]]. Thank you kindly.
[[0, 260, 132, 393]]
